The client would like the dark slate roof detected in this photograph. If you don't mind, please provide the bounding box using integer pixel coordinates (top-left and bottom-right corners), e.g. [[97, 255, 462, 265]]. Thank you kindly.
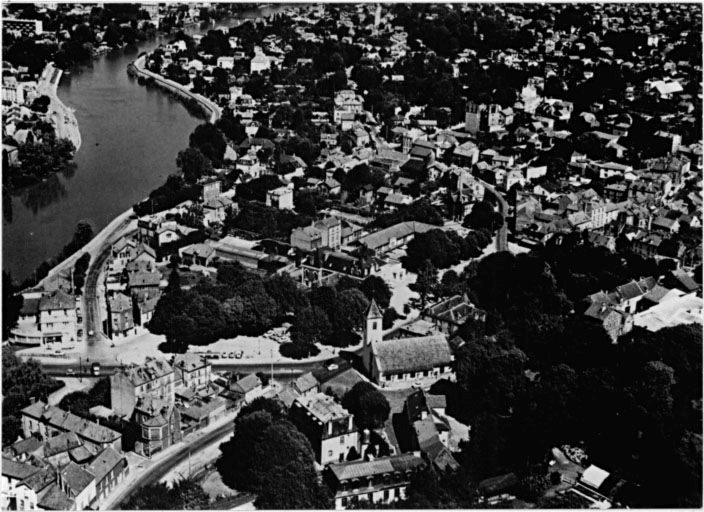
[[9, 436, 43, 457], [291, 372, 319, 394], [366, 299, 382, 319], [231, 373, 261, 394], [60, 461, 95, 495], [38, 290, 74, 312], [88, 447, 125, 482], [44, 431, 82, 457], [39, 483, 75, 510], [1, 456, 41, 481]]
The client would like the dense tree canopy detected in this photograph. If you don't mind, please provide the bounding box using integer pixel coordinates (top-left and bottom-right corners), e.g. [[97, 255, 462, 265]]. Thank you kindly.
[[217, 398, 331, 509]]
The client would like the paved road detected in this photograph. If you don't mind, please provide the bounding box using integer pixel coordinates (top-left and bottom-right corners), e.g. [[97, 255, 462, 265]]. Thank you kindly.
[[41, 360, 324, 378], [83, 223, 138, 350], [475, 178, 509, 252], [104, 421, 235, 510]]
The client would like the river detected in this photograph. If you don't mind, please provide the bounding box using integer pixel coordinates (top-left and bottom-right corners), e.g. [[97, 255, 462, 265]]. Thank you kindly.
[[3, 5, 289, 281]]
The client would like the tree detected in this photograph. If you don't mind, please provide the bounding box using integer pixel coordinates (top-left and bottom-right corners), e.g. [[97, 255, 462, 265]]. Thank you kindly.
[[2, 271, 22, 340], [342, 382, 391, 430], [410, 259, 438, 307], [291, 306, 331, 345], [463, 200, 503, 233], [122, 479, 210, 510], [72, 253, 90, 293], [217, 404, 330, 508], [359, 275, 392, 309], [2, 350, 62, 446], [189, 123, 226, 166], [177, 147, 212, 183]]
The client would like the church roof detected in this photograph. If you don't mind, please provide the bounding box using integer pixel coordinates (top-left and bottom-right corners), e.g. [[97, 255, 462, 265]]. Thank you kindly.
[[373, 334, 452, 375]]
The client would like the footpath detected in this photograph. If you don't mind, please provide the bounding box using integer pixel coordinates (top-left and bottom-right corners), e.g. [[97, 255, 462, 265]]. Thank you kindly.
[[130, 55, 222, 124]]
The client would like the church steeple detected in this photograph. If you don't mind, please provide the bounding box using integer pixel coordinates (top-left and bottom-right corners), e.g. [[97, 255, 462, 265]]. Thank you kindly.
[[363, 299, 383, 374]]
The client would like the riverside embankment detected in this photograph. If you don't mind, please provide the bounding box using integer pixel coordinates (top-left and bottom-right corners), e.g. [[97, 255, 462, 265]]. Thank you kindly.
[[128, 55, 222, 123]]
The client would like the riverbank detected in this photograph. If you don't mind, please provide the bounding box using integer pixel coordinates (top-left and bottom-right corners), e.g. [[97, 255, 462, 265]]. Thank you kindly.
[[39, 63, 82, 152], [129, 55, 222, 124]]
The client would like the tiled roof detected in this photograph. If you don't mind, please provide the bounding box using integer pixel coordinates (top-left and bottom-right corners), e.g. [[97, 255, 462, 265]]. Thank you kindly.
[[357, 221, 437, 251], [20, 402, 121, 444], [39, 290, 74, 312], [19, 467, 55, 493], [88, 447, 125, 482], [329, 453, 424, 482], [231, 373, 261, 394], [291, 372, 319, 394], [1, 456, 41, 480], [174, 353, 209, 373], [10, 436, 43, 456], [373, 334, 453, 374], [119, 358, 173, 387], [60, 461, 94, 495], [44, 431, 82, 457], [39, 483, 75, 510], [295, 392, 350, 423]]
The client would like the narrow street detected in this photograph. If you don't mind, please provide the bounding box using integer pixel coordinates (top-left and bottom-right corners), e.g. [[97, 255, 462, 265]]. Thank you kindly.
[[103, 416, 236, 510]]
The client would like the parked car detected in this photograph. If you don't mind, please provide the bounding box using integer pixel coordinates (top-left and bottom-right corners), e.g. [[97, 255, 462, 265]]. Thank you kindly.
[[235, 351, 243, 359], [66, 368, 75, 376]]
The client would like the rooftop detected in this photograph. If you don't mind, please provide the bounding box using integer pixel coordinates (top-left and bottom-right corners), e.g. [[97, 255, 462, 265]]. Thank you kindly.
[[295, 392, 351, 423]]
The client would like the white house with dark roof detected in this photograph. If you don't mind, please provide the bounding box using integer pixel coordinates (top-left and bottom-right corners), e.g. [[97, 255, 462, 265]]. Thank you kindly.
[[323, 453, 425, 509], [290, 392, 359, 466]]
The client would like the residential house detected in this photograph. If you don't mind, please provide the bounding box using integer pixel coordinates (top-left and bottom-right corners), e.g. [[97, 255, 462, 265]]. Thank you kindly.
[[37, 290, 79, 346], [108, 293, 134, 339], [109, 357, 175, 418], [291, 393, 359, 466], [173, 354, 212, 392], [228, 374, 264, 404], [420, 295, 487, 335], [20, 402, 122, 452], [266, 186, 294, 210], [323, 454, 425, 510]]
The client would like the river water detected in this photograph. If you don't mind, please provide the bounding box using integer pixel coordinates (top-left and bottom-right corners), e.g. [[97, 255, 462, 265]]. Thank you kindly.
[[3, 5, 287, 281]]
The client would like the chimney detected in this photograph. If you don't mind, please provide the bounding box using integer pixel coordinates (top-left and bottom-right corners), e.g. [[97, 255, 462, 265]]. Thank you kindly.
[[30, 396, 36, 404]]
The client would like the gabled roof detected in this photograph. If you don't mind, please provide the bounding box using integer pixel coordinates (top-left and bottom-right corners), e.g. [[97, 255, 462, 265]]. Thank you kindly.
[[1, 456, 41, 481], [60, 461, 94, 496], [39, 290, 74, 312], [291, 372, 319, 394], [373, 334, 453, 374], [231, 373, 261, 394], [328, 453, 424, 482]]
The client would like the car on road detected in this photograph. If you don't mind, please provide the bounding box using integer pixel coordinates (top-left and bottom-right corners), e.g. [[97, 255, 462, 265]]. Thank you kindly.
[[222, 352, 228, 358], [66, 368, 75, 376], [91, 362, 101, 376], [228, 352, 235, 359], [88, 330, 95, 337], [235, 351, 243, 359]]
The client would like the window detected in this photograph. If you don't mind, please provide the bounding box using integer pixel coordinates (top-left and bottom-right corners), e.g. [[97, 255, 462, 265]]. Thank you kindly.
[[340, 435, 345, 444], [341, 497, 347, 507], [328, 450, 333, 457], [383, 489, 389, 500]]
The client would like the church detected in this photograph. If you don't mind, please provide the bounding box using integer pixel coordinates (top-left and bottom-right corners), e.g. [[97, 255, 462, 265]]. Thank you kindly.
[[362, 301, 455, 389]]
